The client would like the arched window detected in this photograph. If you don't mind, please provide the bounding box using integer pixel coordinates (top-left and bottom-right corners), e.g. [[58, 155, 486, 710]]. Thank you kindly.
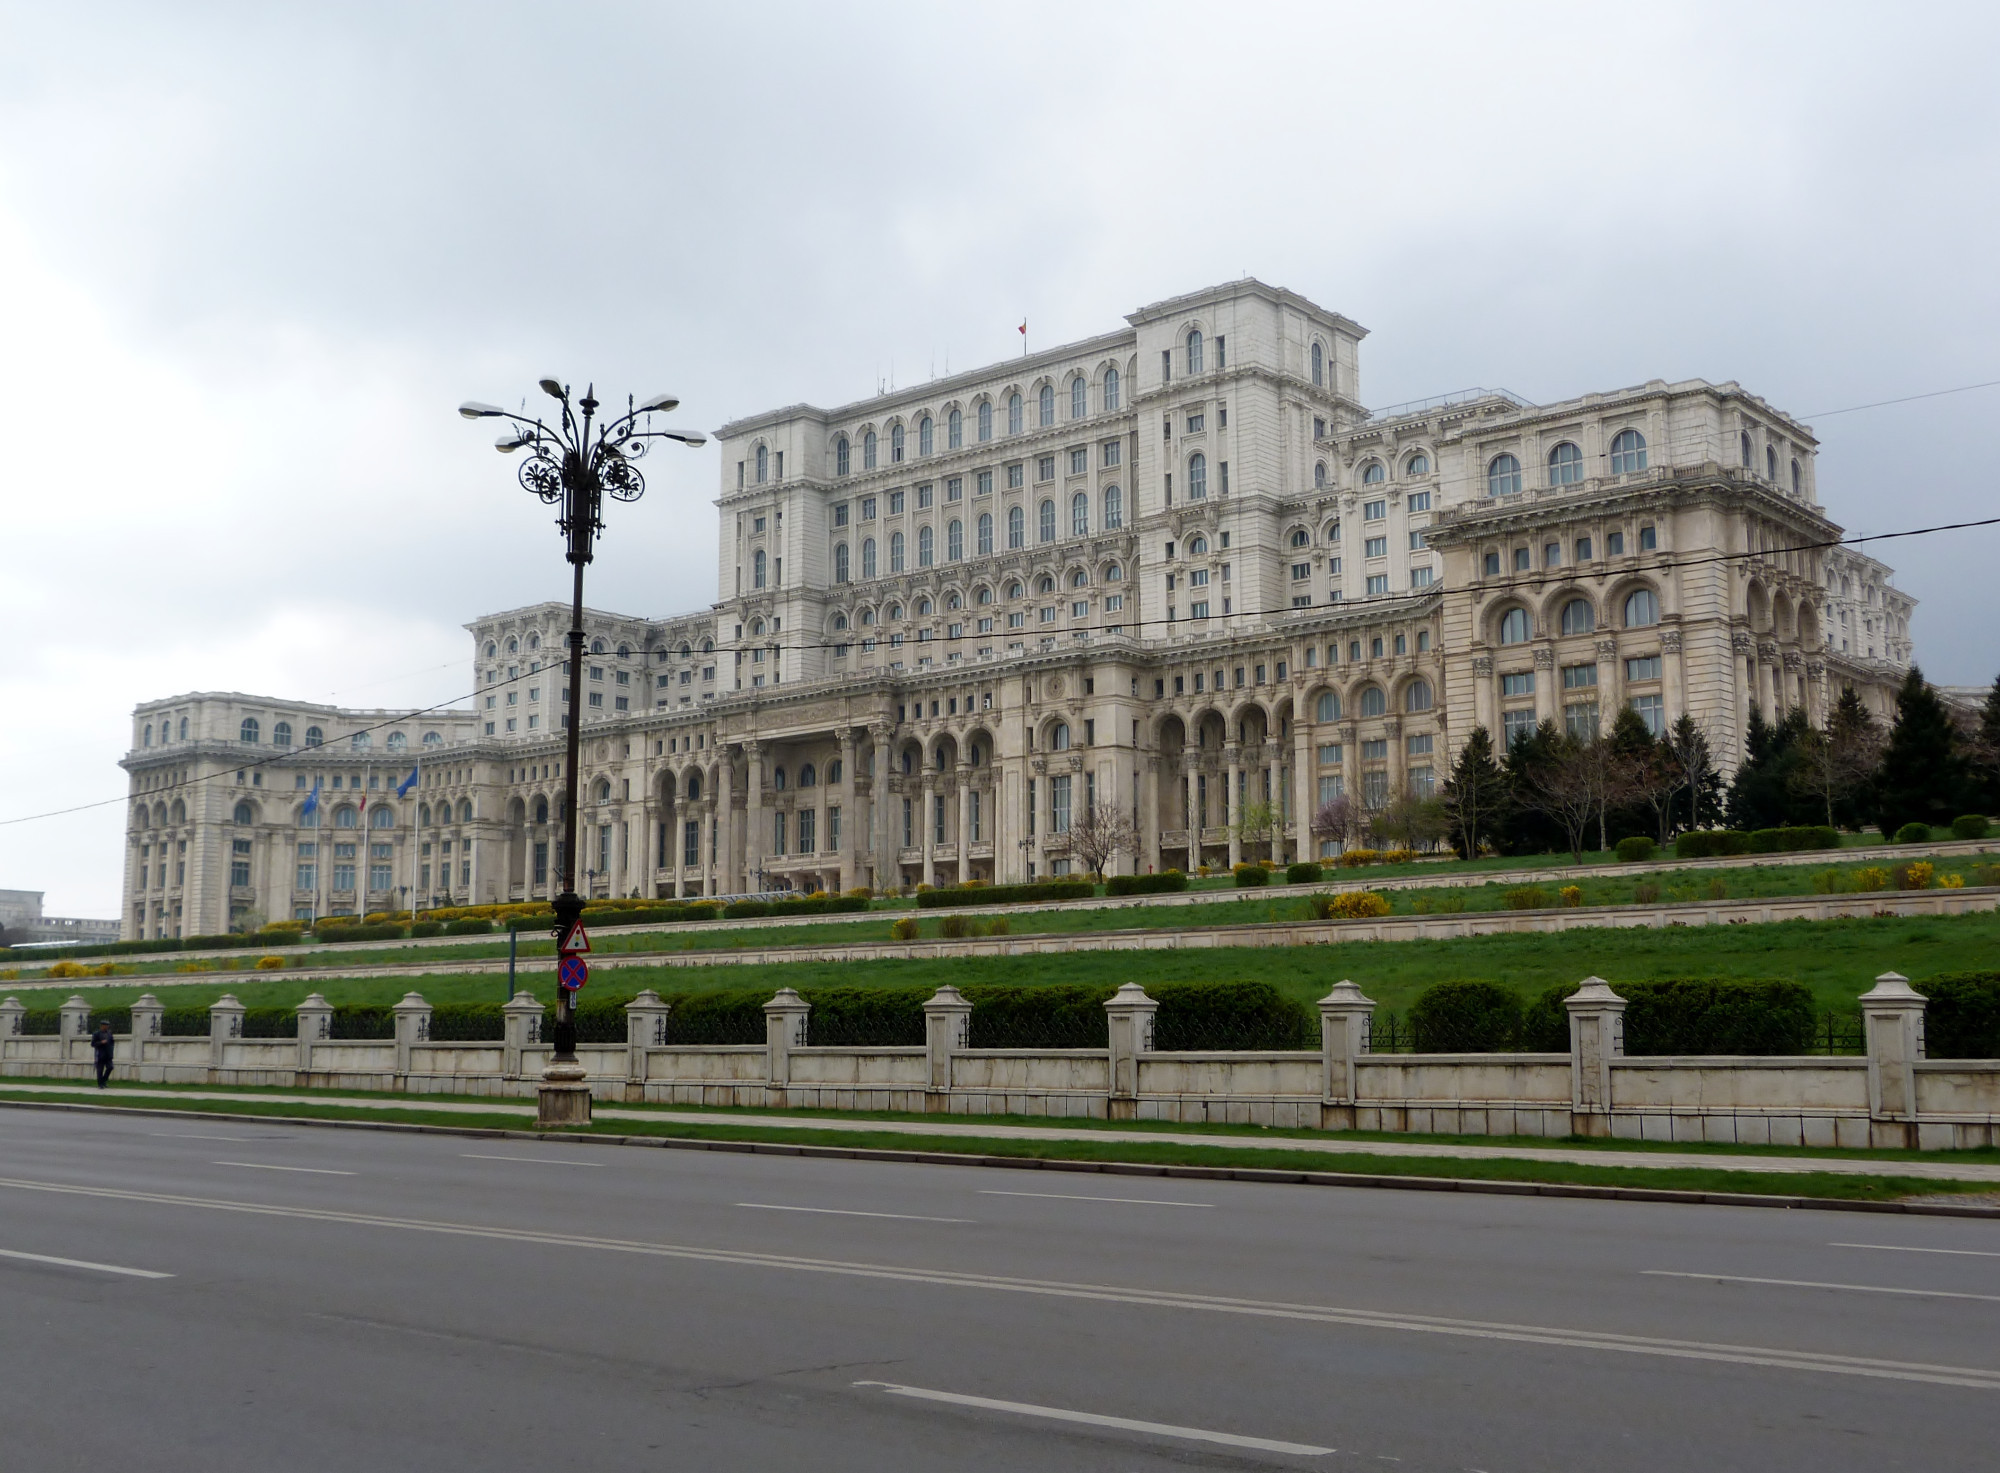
[[836, 435, 850, 476], [1007, 393, 1023, 434], [890, 531, 906, 572], [1103, 485, 1122, 528], [753, 549, 767, 588], [1766, 444, 1778, 481], [1361, 461, 1385, 484], [772, 768, 786, 791], [755, 444, 769, 483], [1008, 506, 1024, 549], [834, 543, 850, 582], [1189, 533, 1208, 555], [918, 525, 935, 566], [1547, 442, 1583, 485], [1316, 691, 1341, 721], [1623, 587, 1660, 627], [528, 632, 540, 649], [234, 801, 254, 825], [864, 429, 878, 469], [1186, 329, 1204, 375], [535, 796, 550, 822], [1359, 686, 1387, 717], [860, 608, 875, 626], [1404, 680, 1434, 713], [1290, 529, 1309, 548], [1071, 569, 1088, 588], [832, 614, 848, 631], [485, 642, 497, 658], [1103, 366, 1120, 410], [1406, 452, 1431, 476], [351, 732, 372, 750], [948, 407, 962, 449], [977, 512, 993, 556], [1314, 461, 1328, 488], [750, 619, 765, 638], [1609, 429, 1647, 475], [1188, 452, 1207, 499], [387, 731, 406, 752], [457, 799, 472, 823], [680, 643, 691, 658], [1559, 598, 1596, 635], [978, 400, 992, 442], [945, 592, 960, 610], [240, 717, 259, 744], [1071, 376, 1086, 419], [305, 726, 324, 748], [300, 805, 320, 828], [592, 637, 606, 653], [272, 721, 292, 748], [335, 805, 358, 829], [862, 537, 877, 578], [617, 644, 629, 660], [947, 520, 964, 561], [1038, 383, 1054, 427], [1488, 454, 1522, 497], [1051, 721, 1071, 750], [977, 585, 994, 604], [1007, 581, 1024, 600], [1499, 607, 1531, 644], [371, 806, 393, 829], [421, 731, 442, 748], [1038, 500, 1056, 542], [1790, 458, 1802, 495], [799, 763, 817, 787], [505, 637, 517, 653], [1071, 492, 1089, 537], [919, 416, 934, 456], [890, 423, 905, 462], [178, 718, 188, 740], [142, 723, 152, 747], [1105, 561, 1123, 581], [1740, 430, 1753, 467], [1311, 341, 1324, 386]]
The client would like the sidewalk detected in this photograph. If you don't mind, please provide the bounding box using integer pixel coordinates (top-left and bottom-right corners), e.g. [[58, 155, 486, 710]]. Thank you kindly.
[[3, 1081, 1995, 1185]]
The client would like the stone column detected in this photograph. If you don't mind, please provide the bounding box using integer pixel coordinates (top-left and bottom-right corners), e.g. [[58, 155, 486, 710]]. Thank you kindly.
[[1471, 654, 1495, 738], [502, 990, 543, 1078], [955, 767, 972, 884], [919, 773, 937, 887], [1862, 972, 1927, 1148], [717, 750, 738, 895], [1182, 750, 1200, 869], [208, 994, 244, 1072], [1596, 637, 1622, 732], [128, 993, 163, 1068], [1661, 629, 1685, 727], [59, 993, 92, 1066], [1564, 977, 1626, 1135], [1532, 647, 1556, 725], [870, 724, 896, 890], [1339, 722, 1360, 838], [625, 990, 669, 1088], [1103, 982, 1157, 1120], [295, 992, 332, 1073], [392, 991, 431, 1078], [1224, 740, 1242, 867], [0, 995, 22, 1061], [1293, 719, 1314, 864], [763, 987, 810, 1094], [1384, 716, 1405, 807], [923, 984, 973, 1109], [838, 729, 858, 892], [1268, 747, 1286, 864], [1318, 979, 1376, 1122], [1143, 748, 1163, 873], [743, 741, 765, 891]]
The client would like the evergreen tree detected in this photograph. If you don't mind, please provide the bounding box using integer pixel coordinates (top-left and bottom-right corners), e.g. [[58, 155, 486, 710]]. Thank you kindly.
[[1663, 714, 1725, 833], [1441, 726, 1510, 859], [1604, 706, 1662, 846], [1727, 706, 1810, 830], [1873, 666, 1966, 835], [1498, 719, 1567, 855], [1968, 675, 2000, 814]]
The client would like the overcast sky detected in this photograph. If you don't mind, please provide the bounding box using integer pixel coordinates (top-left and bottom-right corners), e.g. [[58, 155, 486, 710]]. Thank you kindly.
[[4, 1, 1997, 917]]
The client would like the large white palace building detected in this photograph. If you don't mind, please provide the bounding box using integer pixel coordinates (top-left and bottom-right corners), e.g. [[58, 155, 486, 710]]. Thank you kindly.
[[121, 280, 1917, 938]]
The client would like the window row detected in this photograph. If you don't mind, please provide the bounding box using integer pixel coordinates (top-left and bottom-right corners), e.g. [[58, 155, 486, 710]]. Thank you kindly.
[[832, 493, 1126, 580], [1310, 680, 1434, 722], [1494, 589, 1660, 644], [483, 634, 544, 657], [834, 371, 1125, 475], [1487, 430, 1646, 495]]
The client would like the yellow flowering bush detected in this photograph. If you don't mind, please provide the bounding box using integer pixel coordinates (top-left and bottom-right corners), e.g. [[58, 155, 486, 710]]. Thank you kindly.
[[1559, 885, 1584, 907], [256, 955, 286, 969], [1851, 866, 1890, 892], [1327, 890, 1392, 919]]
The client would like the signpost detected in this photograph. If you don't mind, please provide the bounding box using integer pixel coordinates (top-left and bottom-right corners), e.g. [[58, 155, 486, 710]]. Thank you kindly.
[[557, 954, 588, 992]]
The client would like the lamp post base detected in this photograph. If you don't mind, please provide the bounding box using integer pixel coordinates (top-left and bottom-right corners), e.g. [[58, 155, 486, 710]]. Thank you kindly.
[[536, 1060, 592, 1127]]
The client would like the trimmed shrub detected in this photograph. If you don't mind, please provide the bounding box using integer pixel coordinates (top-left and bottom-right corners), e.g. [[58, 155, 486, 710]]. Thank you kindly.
[[1105, 870, 1188, 896], [1233, 864, 1269, 887], [1632, 882, 1660, 904], [1921, 973, 2000, 1058], [1327, 890, 1391, 919], [329, 1006, 395, 1040], [1337, 848, 1382, 868], [1503, 886, 1549, 910], [1151, 981, 1315, 1050], [1952, 815, 1990, 840], [1676, 830, 1752, 858], [1411, 891, 1468, 914], [1615, 836, 1657, 863], [962, 984, 1112, 1049], [442, 918, 492, 936], [1895, 821, 1933, 843], [407, 921, 445, 938], [313, 923, 405, 944], [663, 989, 768, 1045], [1524, 978, 1816, 1055], [985, 916, 1011, 936], [1380, 848, 1416, 865], [1285, 861, 1323, 884], [800, 987, 927, 1047], [889, 917, 919, 941], [939, 914, 970, 939], [1408, 980, 1523, 1052], [1746, 826, 1840, 854], [255, 955, 285, 970], [914, 880, 1093, 909]]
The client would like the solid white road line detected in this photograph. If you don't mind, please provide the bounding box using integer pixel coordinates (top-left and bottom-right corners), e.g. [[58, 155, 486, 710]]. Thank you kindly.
[[854, 1380, 1333, 1456], [148, 1133, 266, 1142], [980, 1190, 1214, 1208], [211, 1161, 355, 1176], [0, 1247, 173, 1279], [1645, 1270, 2000, 1303], [1833, 1242, 2000, 1259], [460, 1154, 603, 1167], [3, 1173, 1998, 1390], [737, 1203, 970, 1223]]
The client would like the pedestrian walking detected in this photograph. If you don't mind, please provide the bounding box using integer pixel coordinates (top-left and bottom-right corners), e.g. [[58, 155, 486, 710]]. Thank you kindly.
[[89, 1019, 114, 1089]]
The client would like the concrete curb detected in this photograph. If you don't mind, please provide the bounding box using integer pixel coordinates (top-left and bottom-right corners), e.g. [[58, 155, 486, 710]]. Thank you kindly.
[[6, 1094, 1997, 1221]]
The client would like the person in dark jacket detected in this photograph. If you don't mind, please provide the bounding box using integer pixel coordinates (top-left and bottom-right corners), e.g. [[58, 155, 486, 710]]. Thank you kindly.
[[89, 1020, 114, 1089]]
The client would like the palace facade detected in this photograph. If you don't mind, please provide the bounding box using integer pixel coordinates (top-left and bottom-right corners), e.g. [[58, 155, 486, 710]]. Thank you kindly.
[[120, 281, 1916, 937]]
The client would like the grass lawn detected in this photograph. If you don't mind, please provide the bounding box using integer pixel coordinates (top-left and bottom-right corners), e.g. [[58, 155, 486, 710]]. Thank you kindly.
[[15, 908, 1999, 1019]]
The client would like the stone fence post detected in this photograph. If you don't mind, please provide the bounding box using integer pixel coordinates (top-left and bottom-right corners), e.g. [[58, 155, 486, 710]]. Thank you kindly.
[[129, 994, 164, 1068], [392, 992, 432, 1077], [502, 991, 542, 1079], [295, 993, 332, 1074], [0, 996, 23, 1060], [923, 985, 973, 1106], [1565, 977, 1626, 1135], [1318, 980, 1376, 1120], [208, 994, 245, 1072], [60, 995, 91, 1066], [1104, 983, 1157, 1120], [625, 991, 670, 1085], [764, 988, 811, 1091], [1861, 972, 1927, 1148]]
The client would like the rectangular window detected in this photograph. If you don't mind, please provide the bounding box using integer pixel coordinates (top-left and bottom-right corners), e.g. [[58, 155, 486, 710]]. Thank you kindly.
[[917, 484, 933, 509], [1006, 463, 1024, 489], [1318, 744, 1343, 766], [1292, 563, 1310, 581], [1407, 766, 1435, 798], [889, 489, 905, 514], [773, 810, 787, 856], [1408, 490, 1431, 512], [230, 857, 250, 886], [1102, 441, 1120, 467], [1409, 568, 1434, 589], [296, 863, 316, 890], [834, 503, 849, 526], [1318, 774, 1344, 805], [1575, 535, 1592, 560], [1630, 693, 1665, 736], [946, 477, 962, 501], [1639, 524, 1657, 551], [1190, 600, 1210, 619], [369, 863, 393, 890], [1363, 499, 1386, 521], [1365, 536, 1388, 558], [1564, 703, 1600, 739], [1513, 547, 1531, 571], [1037, 455, 1055, 482], [683, 820, 700, 868], [1071, 600, 1088, 618], [1408, 530, 1427, 551], [976, 470, 992, 496], [1039, 606, 1056, 623], [1049, 773, 1072, 834], [613, 697, 628, 712], [1501, 672, 1535, 696], [1219, 461, 1228, 494], [1626, 654, 1663, 681], [861, 496, 877, 519], [1483, 551, 1501, 576], [798, 808, 816, 854], [332, 864, 355, 891], [1607, 530, 1625, 555], [588, 691, 603, 708], [1365, 575, 1389, 596], [1562, 664, 1598, 690], [1502, 708, 1538, 746], [1069, 448, 1087, 475], [828, 806, 841, 852], [1186, 413, 1204, 434]]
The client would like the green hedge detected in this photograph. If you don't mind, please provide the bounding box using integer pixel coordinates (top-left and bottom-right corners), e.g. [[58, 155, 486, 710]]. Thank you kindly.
[[1233, 864, 1269, 888], [407, 921, 445, 938], [1151, 981, 1314, 1050], [1952, 815, 1990, 841], [1407, 980, 1524, 1051], [722, 896, 870, 920], [1921, 973, 2000, 1058], [1523, 978, 1816, 1054], [311, 922, 406, 944], [1614, 836, 1657, 862], [1895, 821, 1933, 843], [1104, 870, 1187, 896], [1675, 830, 1752, 859], [1285, 861, 1323, 884], [915, 880, 1094, 909], [1745, 826, 1840, 854]]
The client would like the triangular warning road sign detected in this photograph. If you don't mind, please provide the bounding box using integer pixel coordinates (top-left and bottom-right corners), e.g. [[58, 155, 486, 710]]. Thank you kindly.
[[557, 921, 592, 956]]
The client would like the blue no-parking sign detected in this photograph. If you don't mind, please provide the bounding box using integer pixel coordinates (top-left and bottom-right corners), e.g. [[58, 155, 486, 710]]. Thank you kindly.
[[557, 955, 588, 991]]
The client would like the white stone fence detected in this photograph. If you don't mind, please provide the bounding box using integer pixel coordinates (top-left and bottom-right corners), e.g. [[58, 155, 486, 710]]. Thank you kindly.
[[1, 976, 1994, 1152]]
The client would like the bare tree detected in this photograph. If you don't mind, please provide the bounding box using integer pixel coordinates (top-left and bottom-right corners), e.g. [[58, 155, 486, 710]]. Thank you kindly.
[[1235, 797, 1278, 863], [1067, 801, 1139, 879], [1519, 737, 1637, 864], [1370, 794, 1451, 852], [1311, 793, 1366, 852]]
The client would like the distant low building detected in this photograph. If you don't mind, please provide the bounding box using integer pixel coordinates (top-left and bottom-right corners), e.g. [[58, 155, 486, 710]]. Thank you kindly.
[[0, 890, 121, 949]]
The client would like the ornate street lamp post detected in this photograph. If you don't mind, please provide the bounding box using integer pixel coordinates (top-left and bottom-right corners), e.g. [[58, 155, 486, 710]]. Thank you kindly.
[[459, 380, 705, 1125]]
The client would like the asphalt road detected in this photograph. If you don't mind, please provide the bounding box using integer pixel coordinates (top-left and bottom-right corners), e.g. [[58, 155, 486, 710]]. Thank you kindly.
[[2, 1108, 1996, 1471]]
